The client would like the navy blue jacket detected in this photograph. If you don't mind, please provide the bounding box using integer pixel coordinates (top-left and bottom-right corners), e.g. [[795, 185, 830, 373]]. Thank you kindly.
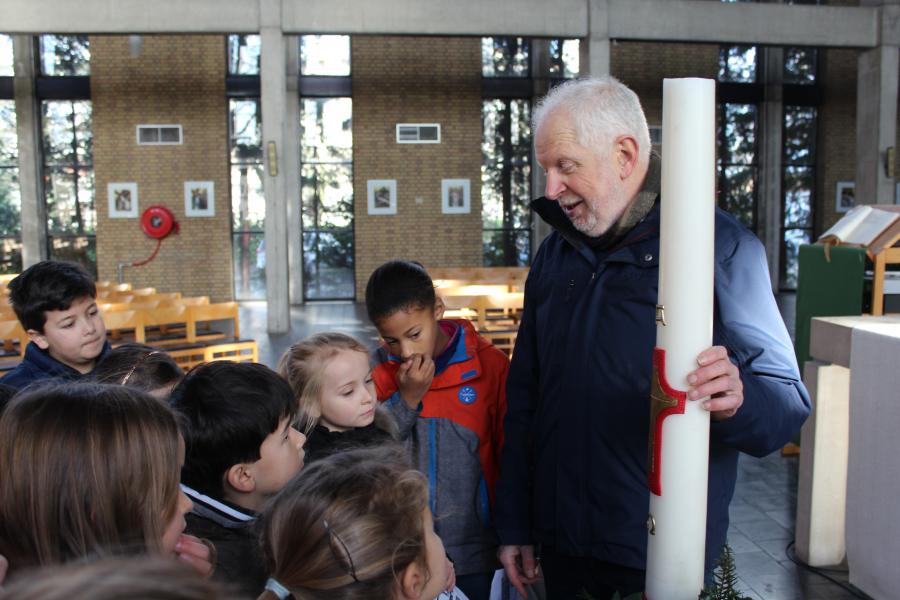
[[494, 185, 810, 574], [1, 341, 110, 390]]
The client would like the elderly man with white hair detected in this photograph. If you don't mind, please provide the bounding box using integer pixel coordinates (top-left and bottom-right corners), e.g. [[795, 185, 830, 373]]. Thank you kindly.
[[494, 76, 809, 599]]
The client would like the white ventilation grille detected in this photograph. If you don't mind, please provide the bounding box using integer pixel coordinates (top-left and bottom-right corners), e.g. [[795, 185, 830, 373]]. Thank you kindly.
[[396, 123, 441, 144], [136, 124, 183, 145]]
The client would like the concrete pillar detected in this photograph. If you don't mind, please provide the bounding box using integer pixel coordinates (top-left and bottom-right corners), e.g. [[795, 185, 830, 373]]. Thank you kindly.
[[582, 0, 611, 77], [284, 37, 303, 305], [759, 47, 783, 291], [12, 35, 47, 267], [260, 0, 291, 333], [531, 39, 551, 257], [855, 44, 899, 205]]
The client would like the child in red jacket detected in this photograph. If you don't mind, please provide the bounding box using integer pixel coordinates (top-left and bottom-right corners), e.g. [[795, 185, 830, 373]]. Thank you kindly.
[[366, 260, 509, 600]]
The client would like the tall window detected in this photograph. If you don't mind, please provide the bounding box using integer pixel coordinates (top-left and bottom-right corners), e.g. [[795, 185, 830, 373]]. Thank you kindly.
[[717, 46, 760, 233], [226, 36, 264, 299], [300, 97, 353, 300], [482, 99, 531, 266], [481, 37, 578, 266], [717, 104, 759, 230], [37, 36, 94, 273], [0, 100, 21, 273], [300, 35, 353, 300], [229, 99, 266, 299], [781, 47, 818, 289], [0, 36, 19, 273], [42, 100, 95, 274]]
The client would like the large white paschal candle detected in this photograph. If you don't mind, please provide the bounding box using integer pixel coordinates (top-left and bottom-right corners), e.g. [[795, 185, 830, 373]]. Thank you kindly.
[[644, 78, 715, 599]]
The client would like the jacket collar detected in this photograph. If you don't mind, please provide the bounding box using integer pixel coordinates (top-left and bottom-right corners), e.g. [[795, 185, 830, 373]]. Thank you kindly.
[[22, 340, 111, 379], [181, 484, 256, 528]]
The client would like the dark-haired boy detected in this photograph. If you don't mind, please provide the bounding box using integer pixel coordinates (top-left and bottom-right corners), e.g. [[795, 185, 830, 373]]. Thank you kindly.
[[366, 260, 509, 600], [170, 361, 306, 598], [2, 260, 108, 389]]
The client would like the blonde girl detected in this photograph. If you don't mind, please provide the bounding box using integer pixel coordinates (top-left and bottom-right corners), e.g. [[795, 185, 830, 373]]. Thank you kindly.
[[278, 332, 397, 463]]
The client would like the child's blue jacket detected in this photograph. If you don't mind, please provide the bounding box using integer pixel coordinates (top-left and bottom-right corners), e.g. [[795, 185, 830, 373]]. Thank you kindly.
[[1, 341, 110, 389]]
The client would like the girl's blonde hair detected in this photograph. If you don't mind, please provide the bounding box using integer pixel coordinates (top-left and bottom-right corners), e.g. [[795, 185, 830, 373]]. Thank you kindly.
[[277, 332, 371, 434], [258, 447, 430, 600], [0, 383, 182, 575]]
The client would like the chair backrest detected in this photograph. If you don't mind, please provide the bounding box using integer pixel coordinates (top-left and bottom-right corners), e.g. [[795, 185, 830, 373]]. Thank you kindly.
[[106, 292, 135, 304], [187, 302, 240, 342], [176, 296, 210, 307], [142, 305, 189, 329], [102, 309, 146, 343], [130, 287, 158, 297], [98, 302, 131, 313], [146, 292, 182, 302]]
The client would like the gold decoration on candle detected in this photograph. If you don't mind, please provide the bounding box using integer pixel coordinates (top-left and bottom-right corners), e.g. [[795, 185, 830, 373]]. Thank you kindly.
[[655, 304, 667, 326]]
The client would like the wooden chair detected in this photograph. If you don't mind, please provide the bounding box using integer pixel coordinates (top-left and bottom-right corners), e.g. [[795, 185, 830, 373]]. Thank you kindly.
[[142, 305, 190, 345], [103, 309, 146, 344], [0, 319, 29, 358], [187, 302, 241, 343]]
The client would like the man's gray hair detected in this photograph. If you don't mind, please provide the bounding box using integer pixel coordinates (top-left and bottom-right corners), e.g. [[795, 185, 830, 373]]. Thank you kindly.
[[533, 76, 651, 163]]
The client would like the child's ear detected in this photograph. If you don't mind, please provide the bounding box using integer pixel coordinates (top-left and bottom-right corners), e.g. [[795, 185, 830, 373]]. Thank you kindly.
[[433, 297, 445, 321], [225, 463, 256, 495], [26, 329, 49, 350], [397, 560, 426, 599]]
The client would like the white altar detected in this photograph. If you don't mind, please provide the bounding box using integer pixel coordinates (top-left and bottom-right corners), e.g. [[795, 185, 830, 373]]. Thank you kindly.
[[795, 315, 900, 599]]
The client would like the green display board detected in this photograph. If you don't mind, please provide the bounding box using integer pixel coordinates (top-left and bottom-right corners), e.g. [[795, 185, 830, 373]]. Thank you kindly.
[[795, 244, 866, 369]]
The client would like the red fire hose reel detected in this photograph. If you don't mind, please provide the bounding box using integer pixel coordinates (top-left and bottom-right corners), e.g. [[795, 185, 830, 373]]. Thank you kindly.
[[140, 205, 179, 240], [118, 207, 179, 280]]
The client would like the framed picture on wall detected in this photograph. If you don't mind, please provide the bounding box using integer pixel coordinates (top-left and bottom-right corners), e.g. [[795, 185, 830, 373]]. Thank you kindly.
[[367, 179, 397, 215], [108, 182, 138, 218], [185, 181, 215, 217], [441, 179, 471, 214], [836, 181, 855, 214]]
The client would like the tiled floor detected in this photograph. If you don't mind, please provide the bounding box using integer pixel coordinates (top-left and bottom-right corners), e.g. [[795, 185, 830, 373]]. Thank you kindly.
[[239, 295, 869, 600]]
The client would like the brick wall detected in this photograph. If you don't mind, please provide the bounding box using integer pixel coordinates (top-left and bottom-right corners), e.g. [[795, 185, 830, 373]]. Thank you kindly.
[[612, 41, 719, 127], [91, 35, 233, 301], [352, 36, 483, 301]]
